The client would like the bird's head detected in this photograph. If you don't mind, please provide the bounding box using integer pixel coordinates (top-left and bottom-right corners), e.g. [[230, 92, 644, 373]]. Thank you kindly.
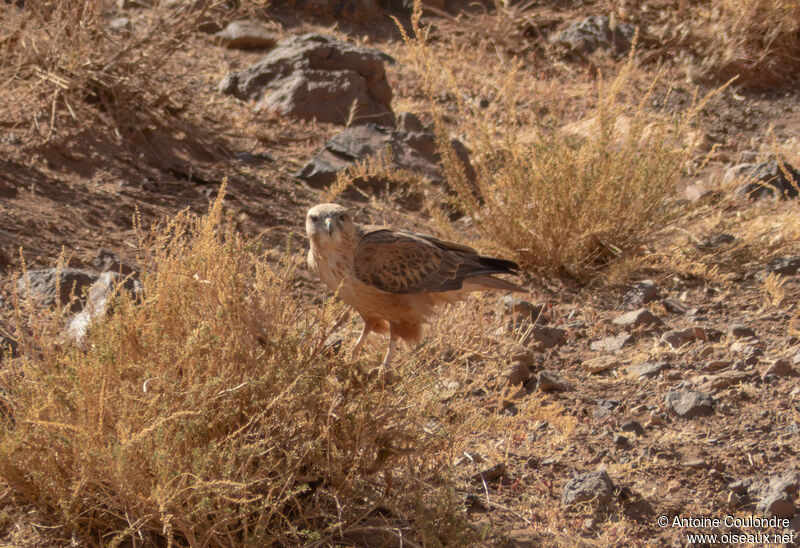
[[306, 203, 355, 249]]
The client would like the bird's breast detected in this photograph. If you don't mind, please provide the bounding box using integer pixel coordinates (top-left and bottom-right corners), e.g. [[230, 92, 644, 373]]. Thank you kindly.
[[310, 247, 352, 292]]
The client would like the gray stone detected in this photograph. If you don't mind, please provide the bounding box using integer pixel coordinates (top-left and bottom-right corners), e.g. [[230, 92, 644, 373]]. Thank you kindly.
[[527, 326, 566, 350], [697, 233, 736, 251], [537, 371, 571, 392], [662, 298, 690, 315], [761, 256, 800, 278], [728, 477, 755, 495], [612, 308, 662, 328], [67, 272, 142, 344], [0, 330, 17, 358], [219, 33, 394, 126], [396, 111, 425, 133], [622, 280, 658, 309], [503, 361, 531, 386], [620, 420, 645, 436], [734, 160, 800, 200], [561, 470, 615, 507], [727, 324, 756, 339], [762, 358, 794, 378], [92, 248, 141, 277], [660, 327, 698, 348], [757, 491, 796, 519], [18, 268, 100, 311], [665, 390, 714, 418], [108, 17, 131, 31], [294, 123, 475, 192], [502, 295, 545, 323], [628, 361, 667, 379], [699, 370, 753, 392], [214, 20, 277, 50], [552, 16, 635, 56], [591, 332, 632, 353]]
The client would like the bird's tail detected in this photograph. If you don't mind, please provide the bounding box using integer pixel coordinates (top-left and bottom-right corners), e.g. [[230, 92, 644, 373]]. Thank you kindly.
[[464, 275, 526, 293]]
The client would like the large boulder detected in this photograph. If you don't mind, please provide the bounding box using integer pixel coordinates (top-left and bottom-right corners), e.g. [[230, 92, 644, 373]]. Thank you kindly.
[[728, 159, 800, 200], [294, 116, 475, 192], [67, 272, 142, 344], [219, 33, 394, 126], [17, 268, 100, 311], [551, 16, 635, 56]]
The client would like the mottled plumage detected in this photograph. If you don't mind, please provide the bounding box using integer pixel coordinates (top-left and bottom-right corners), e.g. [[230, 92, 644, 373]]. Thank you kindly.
[[306, 203, 524, 367]]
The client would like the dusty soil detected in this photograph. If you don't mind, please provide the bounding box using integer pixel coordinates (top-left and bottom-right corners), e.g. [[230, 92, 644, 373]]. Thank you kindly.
[[1, 1, 800, 546]]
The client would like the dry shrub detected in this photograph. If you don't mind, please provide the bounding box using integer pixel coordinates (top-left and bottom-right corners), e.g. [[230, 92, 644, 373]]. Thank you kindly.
[[0, 188, 469, 546], [0, 0, 222, 157], [690, 0, 800, 87], [397, 4, 723, 281]]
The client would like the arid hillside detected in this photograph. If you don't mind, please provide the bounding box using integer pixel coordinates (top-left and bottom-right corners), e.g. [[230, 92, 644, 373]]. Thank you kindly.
[[1, 0, 799, 546]]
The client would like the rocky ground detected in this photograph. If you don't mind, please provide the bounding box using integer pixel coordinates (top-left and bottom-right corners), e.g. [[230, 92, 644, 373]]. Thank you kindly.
[[1, 0, 800, 546]]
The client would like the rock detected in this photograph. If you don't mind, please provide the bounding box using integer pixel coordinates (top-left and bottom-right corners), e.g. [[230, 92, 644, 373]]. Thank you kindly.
[[18, 268, 100, 312], [294, 123, 475, 192], [628, 361, 667, 379], [471, 462, 506, 483], [590, 333, 632, 353], [503, 361, 531, 386], [757, 492, 797, 519], [728, 478, 755, 495], [214, 20, 277, 50], [561, 470, 616, 507], [108, 17, 131, 31], [501, 295, 546, 323], [760, 256, 800, 278], [92, 248, 141, 277], [662, 298, 690, 315], [665, 390, 714, 418], [734, 160, 800, 200], [537, 371, 571, 392], [117, 0, 151, 8], [526, 326, 566, 350], [622, 280, 658, 309], [0, 330, 17, 358], [219, 33, 394, 126], [551, 16, 635, 56], [762, 358, 794, 378], [66, 272, 142, 343], [704, 359, 731, 372], [620, 420, 645, 436], [396, 111, 425, 132], [583, 356, 619, 374], [322, 334, 345, 356], [727, 324, 756, 339], [696, 233, 736, 251], [660, 327, 699, 348], [464, 493, 488, 513], [612, 434, 628, 446], [699, 370, 753, 392], [612, 308, 662, 328]]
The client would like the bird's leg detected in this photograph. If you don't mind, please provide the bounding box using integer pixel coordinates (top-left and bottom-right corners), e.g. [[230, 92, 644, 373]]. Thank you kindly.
[[381, 328, 398, 369], [350, 318, 374, 358]]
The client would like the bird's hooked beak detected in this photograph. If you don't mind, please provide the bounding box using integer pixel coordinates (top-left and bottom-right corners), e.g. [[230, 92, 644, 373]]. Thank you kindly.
[[325, 218, 333, 236]]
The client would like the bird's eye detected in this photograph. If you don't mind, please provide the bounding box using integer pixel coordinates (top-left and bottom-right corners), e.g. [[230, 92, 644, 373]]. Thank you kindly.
[[310, 215, 319, 222], [340, 214, 348, 222]]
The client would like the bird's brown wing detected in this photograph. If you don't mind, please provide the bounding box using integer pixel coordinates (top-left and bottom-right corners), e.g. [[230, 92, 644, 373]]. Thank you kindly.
[[352, 229, 518, 294]]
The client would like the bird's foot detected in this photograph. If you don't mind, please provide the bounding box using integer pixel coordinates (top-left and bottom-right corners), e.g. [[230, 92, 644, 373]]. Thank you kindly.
[[368, 365, 396, 385]]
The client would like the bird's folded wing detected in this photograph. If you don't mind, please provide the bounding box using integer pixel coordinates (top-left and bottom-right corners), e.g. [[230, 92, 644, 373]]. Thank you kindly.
[[353, 229, 508, 294]]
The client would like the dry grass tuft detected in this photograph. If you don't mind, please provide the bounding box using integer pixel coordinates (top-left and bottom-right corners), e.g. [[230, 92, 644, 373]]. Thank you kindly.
[[689, 0, 800, 87], [0, 0, 223, 158], [0, 187, 476, 546], [397, 4, 724, 281]]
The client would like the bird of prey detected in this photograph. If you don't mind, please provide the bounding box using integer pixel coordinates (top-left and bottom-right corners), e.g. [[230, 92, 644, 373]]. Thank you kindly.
[[306, 203, 525, 368]]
